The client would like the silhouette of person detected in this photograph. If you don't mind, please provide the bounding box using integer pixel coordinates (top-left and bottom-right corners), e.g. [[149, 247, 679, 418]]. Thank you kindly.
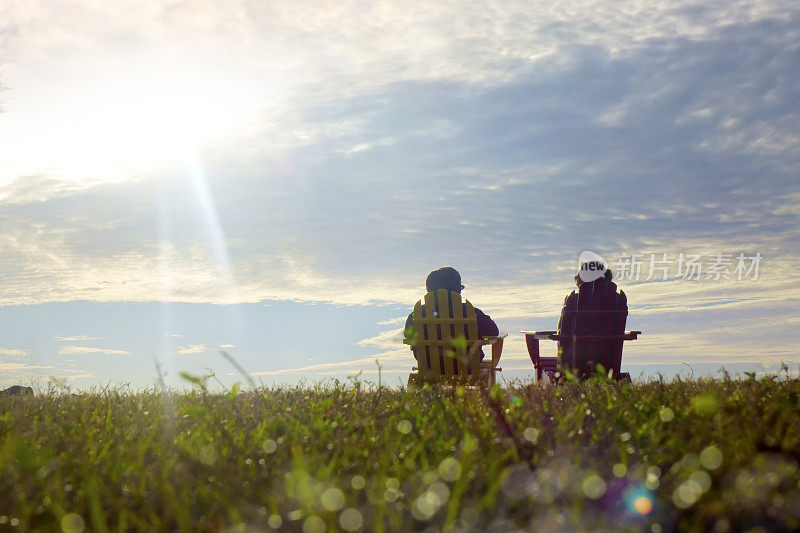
[[558, 267, 628, 376], [405, 267, 498, 360]]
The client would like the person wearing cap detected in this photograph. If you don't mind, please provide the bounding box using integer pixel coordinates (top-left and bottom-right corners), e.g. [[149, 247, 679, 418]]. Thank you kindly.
[[404, 267, 499, 360]]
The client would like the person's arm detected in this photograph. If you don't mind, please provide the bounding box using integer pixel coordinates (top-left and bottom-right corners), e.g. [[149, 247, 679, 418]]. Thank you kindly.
[[474, 308, 499, 337], [558, 291, 577, 333]]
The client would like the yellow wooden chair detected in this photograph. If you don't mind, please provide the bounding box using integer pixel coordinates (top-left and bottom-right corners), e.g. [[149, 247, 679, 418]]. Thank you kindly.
[[403, 289, 505, 386]]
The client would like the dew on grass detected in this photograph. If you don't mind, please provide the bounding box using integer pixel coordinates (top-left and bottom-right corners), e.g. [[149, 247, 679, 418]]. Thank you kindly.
[[61, 513, 85, 533], [321, 487, 345, 512], [620, 432, 631, 442], [262, 439, 277, 454], [339, 508, 363, 532], [523, 427, 540, 443], [303, 515, 325, 533], [412, 487, 446, 521], [500, 464, 536, 501], [673, 471, 711, 510], [582, 474, 607, 499], [438, 457, 461, 482], [700, 445, 723, 470], [681, 453, 700, 471], [267, 514, 282, 529], [659, 406, 674, 422], [422, 471, 439, 484], [613, 463, 627, 478], [350, 475, 366, 490], [397, 420, 413, 434], [689, 470, 712, 492], [673, 482, 701, 508]]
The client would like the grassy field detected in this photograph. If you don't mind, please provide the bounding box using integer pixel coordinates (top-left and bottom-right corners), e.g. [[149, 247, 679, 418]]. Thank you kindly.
[[2, 372, 800, 532]]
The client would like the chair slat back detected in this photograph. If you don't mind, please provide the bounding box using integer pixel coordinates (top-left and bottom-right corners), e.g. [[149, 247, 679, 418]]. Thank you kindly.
[[557, 281, 628, 376], [412, 289, 481, 378]]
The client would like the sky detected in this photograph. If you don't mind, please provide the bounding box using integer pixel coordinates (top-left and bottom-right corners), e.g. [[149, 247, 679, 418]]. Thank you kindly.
[[1, 0, 799, 390]]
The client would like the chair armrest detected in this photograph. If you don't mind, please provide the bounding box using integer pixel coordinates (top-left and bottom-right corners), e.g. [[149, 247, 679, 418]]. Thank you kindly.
[[550, 332, 641, 341], [479, 333, 508, 343], [521, 330, 558, 341], [481, 336, 506, 366]]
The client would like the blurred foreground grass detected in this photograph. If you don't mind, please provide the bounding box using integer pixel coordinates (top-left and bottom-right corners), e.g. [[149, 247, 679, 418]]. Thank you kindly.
[[2, 373, 800, 532]]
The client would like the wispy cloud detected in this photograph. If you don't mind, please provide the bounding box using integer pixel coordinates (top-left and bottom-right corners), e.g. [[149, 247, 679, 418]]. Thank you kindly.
[[0, 348, 31, 356], [177, 344, 208, 355], [58, 346, 130, 356], [54, 335, 104, 342]]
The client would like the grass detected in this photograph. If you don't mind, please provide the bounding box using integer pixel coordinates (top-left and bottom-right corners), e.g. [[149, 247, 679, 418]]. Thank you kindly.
[[2, 372, 800, 532]]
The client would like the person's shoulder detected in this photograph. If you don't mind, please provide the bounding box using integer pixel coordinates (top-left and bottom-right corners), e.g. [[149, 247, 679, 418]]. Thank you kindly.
[[473, 306, 489, 317]]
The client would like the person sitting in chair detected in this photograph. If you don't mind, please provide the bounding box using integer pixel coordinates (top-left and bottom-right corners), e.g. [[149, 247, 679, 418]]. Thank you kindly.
[[405, 266, 499, 361], [557, 267, 628, 377]]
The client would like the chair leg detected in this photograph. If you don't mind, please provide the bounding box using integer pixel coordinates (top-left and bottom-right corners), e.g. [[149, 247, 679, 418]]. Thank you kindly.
[[525, 335, 543, 384]]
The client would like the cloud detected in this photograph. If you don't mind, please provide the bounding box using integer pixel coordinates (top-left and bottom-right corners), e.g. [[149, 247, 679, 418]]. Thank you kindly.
[[0, 348, 31, 356], [1, 0, 800, 385], [58, 346, 130, 355], [376, 317, 406, 326], [177, 344, 208, 355], [54, 335, 104, 342], [251, 352, 413, 377], [0, 360, 94, 389], [0, 362, 56, 373]]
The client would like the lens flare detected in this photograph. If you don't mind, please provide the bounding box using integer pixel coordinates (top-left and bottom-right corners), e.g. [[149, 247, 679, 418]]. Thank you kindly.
[[634, 495, 653, 514], [624, 486, 655, 516]]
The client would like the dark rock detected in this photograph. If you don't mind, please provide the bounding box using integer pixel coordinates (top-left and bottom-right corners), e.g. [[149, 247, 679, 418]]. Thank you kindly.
[[0, 385, 34, 396]]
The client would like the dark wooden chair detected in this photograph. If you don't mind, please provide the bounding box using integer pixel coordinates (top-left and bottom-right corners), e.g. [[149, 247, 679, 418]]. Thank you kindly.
[[404, 289, 505, 386], [522, 279, 640, 382]]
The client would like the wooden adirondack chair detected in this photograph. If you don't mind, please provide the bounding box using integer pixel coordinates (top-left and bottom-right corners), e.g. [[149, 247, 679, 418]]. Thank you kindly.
[[522, 279, 640, 382], [404, 289, 506, 386]]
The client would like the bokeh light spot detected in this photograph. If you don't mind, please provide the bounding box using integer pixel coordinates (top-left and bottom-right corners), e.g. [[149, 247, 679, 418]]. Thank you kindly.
[[700, 445, 723, 470], [634, 496, 653, 514]]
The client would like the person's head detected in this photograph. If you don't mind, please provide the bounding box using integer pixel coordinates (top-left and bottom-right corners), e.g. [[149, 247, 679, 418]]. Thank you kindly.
[[575, 267, 613, 286], [426, 267, 464, 293]]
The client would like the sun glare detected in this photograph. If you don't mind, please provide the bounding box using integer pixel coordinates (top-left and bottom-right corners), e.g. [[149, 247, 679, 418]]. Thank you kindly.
[[0, 64, 261, 182]]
